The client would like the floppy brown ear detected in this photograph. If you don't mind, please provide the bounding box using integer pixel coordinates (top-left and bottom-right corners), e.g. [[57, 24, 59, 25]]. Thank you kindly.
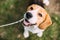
[[39, 14, 52, 30]]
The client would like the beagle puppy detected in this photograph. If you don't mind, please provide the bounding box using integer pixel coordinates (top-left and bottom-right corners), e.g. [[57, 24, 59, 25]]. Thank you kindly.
[[22, 0, 52, 38]]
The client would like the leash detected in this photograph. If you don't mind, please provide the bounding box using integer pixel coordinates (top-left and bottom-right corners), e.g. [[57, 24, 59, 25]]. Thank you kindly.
[[0, 18, 24, 27]]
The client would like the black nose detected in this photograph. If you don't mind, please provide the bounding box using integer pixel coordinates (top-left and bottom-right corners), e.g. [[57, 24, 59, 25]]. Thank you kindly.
[[26, 12, 32, 19]]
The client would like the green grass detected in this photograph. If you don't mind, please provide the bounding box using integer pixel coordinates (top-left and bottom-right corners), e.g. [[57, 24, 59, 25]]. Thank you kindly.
[[0, 0, 60, 40]]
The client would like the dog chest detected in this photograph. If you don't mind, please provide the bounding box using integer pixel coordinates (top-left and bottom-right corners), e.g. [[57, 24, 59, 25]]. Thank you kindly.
[[25, 25, 41, 34]]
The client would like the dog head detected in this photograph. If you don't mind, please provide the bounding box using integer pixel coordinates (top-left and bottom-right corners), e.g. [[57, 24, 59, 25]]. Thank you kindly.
[[23, 0, 52, 30], [23, 4, 52, 29]]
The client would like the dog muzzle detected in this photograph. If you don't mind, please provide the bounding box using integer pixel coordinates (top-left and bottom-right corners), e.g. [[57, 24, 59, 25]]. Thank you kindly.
[[23, 19, 36, 26]]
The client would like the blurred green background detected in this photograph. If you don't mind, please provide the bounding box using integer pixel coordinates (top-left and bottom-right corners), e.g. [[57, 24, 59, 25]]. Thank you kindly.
[[0, 0, 60, 40]]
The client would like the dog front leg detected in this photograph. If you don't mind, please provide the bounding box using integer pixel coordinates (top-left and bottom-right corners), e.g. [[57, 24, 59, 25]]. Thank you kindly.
[[37, 29, 44, 37], [23, 27, 29, 38]]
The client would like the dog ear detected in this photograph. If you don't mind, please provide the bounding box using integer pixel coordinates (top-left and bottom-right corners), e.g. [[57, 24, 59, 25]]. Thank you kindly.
[[39, 14, 52, 30]]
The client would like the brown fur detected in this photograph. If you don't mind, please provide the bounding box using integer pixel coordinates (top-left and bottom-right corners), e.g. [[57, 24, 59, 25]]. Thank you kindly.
[[39, 13, 52, 30]]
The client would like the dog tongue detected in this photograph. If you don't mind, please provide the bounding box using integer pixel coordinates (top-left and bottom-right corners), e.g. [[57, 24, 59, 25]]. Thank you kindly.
[[23, 20, 30, 26]]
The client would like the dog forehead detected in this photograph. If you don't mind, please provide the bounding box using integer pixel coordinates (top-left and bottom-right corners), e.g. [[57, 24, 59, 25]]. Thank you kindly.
[[27, 4, 44, 10], [27, 4, 47, 14]]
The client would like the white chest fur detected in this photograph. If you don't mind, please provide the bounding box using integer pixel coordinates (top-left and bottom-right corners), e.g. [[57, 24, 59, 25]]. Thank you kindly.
[[23, 25, 44, 38]]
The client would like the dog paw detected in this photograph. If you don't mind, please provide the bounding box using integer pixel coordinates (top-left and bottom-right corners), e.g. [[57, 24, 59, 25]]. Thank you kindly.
[[43, 0, 49, 6], [23, 32, 29, 38], [37, 32, 43, 37]]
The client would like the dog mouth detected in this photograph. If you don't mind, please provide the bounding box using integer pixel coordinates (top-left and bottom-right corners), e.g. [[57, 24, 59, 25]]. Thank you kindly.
[[23, 19, 36, 26], [25, 19, 30, 23]]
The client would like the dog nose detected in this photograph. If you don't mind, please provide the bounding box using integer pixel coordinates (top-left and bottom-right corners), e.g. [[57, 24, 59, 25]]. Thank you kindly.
[[26, 12, 32, 19]]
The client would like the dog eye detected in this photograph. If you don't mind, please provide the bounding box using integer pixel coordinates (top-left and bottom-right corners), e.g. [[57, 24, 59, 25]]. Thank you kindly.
[[38, 13, 42, 17], [30, 7, 33, 10]]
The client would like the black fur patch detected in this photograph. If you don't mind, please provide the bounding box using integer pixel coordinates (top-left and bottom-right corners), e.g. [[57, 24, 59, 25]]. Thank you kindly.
[[28, 0, 44, 8]]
